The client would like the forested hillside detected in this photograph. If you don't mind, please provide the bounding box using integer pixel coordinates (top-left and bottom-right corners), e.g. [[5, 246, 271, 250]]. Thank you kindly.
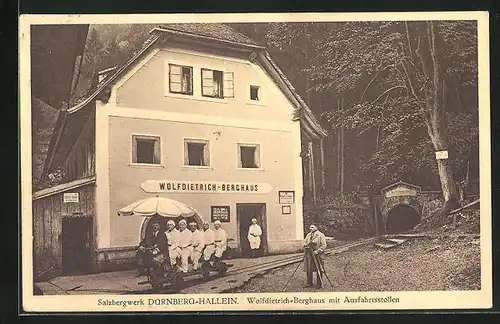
[[33, 23, 479, 202]]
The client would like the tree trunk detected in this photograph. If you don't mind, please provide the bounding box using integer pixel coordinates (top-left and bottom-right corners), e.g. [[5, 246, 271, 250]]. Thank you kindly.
[[426, 111, 460, 211], [436, 158, 459, 205], [426, 21, 460, 212]]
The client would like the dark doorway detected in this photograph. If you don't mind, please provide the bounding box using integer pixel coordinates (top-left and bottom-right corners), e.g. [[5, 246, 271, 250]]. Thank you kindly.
[[62, 217, 93, 274], [237, 203, 267, 257], [385, 205, 421, 233]]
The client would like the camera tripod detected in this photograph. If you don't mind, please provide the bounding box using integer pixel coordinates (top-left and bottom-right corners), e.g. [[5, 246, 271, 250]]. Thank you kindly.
[[281, 248, 333, 291]]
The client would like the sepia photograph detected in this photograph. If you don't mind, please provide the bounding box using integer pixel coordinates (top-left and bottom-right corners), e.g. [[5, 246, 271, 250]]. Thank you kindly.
[[20, 12, 491, 312]]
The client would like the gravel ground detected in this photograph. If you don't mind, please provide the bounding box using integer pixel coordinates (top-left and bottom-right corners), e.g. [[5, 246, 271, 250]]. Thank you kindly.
[[233, 235, 480, 293]]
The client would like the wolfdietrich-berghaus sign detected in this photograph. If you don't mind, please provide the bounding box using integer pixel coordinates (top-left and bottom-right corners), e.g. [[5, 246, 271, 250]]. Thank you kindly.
[[141, 180, 272, 194]]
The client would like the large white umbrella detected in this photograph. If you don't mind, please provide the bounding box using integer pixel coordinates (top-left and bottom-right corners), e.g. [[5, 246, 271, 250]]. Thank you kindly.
[[118, 196, 205, 244], [118, 195, 199, 218]]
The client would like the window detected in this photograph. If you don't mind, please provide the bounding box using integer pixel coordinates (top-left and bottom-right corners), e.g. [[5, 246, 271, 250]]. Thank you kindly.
[[201, 69, 234, 98], [169, 64, 193, 95], [250, 85, 260, 101], [238, 144, 261, 168], [184, 139, 210, 166], [132, 135, 161, 164]]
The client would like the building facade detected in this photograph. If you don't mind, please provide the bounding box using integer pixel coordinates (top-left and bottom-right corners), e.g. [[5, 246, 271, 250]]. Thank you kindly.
[[34, 24, 327, 277]]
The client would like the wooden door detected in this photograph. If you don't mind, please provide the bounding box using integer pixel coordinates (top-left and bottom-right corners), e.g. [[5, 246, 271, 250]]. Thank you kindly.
[[62, 216, 92, 274]]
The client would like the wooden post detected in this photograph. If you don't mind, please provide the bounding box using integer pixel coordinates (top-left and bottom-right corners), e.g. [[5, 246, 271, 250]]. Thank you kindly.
[[320, 137, 326, 202], [337, 100, 341, 193], [340, 98, 345, 194], [309, 142, 317, 205]]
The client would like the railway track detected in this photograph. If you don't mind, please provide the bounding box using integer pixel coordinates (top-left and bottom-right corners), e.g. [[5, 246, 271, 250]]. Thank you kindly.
[[129, 236, 379, 294], [227, 236, 379, 277]]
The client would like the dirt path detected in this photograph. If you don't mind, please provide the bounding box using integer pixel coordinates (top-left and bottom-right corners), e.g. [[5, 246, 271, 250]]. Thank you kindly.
[[233, 234, 480, 293]]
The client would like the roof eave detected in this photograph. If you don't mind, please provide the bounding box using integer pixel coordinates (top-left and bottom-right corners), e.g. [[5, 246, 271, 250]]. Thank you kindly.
[[67, 33, 162, 115], [152, 27, 265, 50], [258, 51, 327, 138], [42, 109, 68, 177], [380, 180, 422, 193]]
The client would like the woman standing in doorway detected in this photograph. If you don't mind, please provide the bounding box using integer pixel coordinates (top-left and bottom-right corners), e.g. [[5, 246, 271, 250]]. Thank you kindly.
[[247, 218, 262, 258]]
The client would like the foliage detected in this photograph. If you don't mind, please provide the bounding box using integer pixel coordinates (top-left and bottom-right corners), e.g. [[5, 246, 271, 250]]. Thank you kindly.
[[262, 21, 479, 195], [34, 22, 479, 198]]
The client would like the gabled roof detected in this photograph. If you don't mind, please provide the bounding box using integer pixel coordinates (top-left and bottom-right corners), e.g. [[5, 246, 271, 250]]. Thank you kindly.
[[157, 23, 263, 48], [45, 23, 327, 175], [381, 181, 422, 193]]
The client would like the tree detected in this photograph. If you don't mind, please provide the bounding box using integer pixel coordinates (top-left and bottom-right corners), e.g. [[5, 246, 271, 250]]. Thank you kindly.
[[263, 21, 478, 210]]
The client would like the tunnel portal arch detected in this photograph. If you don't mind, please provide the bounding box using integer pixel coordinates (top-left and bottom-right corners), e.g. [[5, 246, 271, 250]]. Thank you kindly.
[[380, 181, 423, 234], [384, 203, 421, 233]]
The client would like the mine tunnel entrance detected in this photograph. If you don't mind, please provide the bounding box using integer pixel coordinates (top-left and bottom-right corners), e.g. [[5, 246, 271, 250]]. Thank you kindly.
[[385, 204, 421, 233]]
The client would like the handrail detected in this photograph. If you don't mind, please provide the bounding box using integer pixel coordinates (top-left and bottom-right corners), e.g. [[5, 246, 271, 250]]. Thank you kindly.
[[448, 199, 480, 215]]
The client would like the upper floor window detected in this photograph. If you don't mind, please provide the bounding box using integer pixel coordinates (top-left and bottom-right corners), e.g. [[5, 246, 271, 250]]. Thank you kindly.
[[132, 135, 161, 164], [238, 144, 261, 168], [169, 64, 193, 95], [201, 69, 234, 98], [184, 139, 210, 166], [250, 85, 260, 101]]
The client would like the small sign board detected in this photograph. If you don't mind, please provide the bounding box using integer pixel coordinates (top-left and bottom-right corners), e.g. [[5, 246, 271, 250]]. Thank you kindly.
[[282, 205, 291, 215], [63, 192, 79, 203], [278, 191, 295, 204], [435, 150, 449, 160], [385, 186, 418, 198], [211, 206, 230, 223]]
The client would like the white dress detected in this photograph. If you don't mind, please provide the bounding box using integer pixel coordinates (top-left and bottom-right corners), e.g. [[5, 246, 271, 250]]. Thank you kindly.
[[190, 229, 205, 269], [165, 228, 181, 266], [213, 228, 227, 258], [178, 229, 193, 272], [247, 224, 262, 250], [203, 229, 216, 261]]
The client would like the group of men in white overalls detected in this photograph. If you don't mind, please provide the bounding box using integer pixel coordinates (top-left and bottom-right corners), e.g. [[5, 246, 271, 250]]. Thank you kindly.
[[164, 219, 228, 273]]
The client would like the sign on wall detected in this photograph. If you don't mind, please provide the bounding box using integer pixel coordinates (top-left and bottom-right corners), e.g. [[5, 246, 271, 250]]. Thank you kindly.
[[278, 191, 295, 204], [211, 206, 230, 223], [141, 180, 272, 194], [281, 205, 291, 215], [385, 186, 418, 198], [63, 192, 79, 203]]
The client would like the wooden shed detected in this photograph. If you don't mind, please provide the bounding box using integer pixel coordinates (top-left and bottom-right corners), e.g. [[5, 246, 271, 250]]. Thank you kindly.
[[32, 177, 96, 281]]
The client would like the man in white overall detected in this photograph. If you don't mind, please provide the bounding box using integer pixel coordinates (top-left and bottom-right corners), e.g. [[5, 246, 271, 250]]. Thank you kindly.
[[213, 220, 227, 262], [189, 221, 205, 270], [247, 218, 262, 258], [178, 219, 193, 273], [202, 221, 216, 262], [165, 220, 180, 266]]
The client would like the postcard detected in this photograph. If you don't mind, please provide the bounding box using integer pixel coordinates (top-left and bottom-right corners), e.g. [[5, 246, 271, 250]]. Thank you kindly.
[[20, 11, 491, 312]]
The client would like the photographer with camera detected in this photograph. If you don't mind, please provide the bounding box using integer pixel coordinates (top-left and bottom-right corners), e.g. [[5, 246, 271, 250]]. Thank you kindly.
[[302, 224, 327, 289]]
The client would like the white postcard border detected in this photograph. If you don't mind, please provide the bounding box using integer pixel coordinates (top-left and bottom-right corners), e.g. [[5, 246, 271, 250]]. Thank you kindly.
[[20, 11, 492, 312]]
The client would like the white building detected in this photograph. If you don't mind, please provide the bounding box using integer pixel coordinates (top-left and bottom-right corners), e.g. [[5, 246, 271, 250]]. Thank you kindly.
[[33, 24, 327, 276]]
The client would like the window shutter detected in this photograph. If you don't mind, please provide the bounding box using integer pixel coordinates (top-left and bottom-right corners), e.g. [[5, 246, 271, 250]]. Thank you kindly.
[[204, 143, 210, 166], [153, 139, 161, 164], [181, 67, 192, 93], [237, 144, 243, 168], [169, 65, 182, 93], [254, 146, 261, 168], [184, 141, 189, 165], [223, 72, 234, 98], [132, 136, 138, 163], [202, 69, 214, 96]]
